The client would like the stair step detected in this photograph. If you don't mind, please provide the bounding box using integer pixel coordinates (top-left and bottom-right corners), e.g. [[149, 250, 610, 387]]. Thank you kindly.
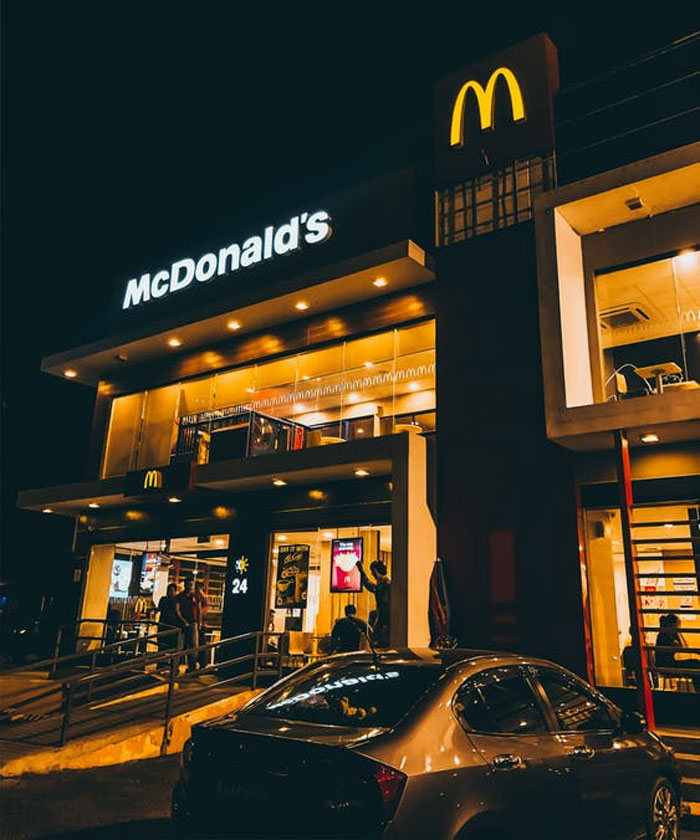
[[657, 731, 700, 757], [683, 801, 700, 832], [678, 754, 700, 777], [683, 778, 700, 801]]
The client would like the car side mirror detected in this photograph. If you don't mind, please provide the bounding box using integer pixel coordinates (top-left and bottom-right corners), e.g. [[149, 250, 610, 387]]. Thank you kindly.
[[620, 709, 646, 734]]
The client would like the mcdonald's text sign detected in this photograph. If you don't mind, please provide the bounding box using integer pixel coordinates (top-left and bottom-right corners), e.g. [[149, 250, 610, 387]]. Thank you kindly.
[[435, 34, 559, 185]]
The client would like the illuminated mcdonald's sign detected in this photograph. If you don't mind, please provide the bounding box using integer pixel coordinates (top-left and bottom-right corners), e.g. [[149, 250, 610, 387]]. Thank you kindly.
[[143, 469, 163, 490], [449, 66, 526, 147]]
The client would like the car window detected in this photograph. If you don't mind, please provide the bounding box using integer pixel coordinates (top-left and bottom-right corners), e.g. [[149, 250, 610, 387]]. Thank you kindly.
[[535, 669, 617, 732], [247, 660, 442, 728], [454, 666, 547, 735]]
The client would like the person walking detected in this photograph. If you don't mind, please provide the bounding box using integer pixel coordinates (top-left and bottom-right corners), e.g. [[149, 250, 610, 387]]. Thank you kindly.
[[331, 604, 369, 653]]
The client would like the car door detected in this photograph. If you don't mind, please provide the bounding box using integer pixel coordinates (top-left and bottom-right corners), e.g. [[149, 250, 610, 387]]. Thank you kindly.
[[530, 666, 652, 840], [453, 665, 576, 840]]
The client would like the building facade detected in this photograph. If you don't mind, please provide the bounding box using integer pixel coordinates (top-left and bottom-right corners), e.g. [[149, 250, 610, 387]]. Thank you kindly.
[[19, 33, 699, 722]]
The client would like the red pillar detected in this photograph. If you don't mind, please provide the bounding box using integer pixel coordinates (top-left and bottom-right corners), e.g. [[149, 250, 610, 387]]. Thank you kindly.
[[614, 430, 655, 729]]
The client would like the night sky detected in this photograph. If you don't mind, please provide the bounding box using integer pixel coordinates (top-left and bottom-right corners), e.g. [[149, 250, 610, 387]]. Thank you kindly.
[[1, 1, 692, 613]]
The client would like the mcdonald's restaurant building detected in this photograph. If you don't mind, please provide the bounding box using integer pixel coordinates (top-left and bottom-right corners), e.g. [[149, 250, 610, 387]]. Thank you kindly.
[[19, 34, 700, 722]]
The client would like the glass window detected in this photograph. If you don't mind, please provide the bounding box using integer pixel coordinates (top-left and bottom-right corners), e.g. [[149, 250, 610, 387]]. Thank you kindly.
[[535, 669, 616, 732], [247, 660, 440, 728], [454, 667, 547, 735], [137, 385, 179, 469], [583, 502, 700, 691], [102, 393, 144, 477], [594, 250, 700, 403]]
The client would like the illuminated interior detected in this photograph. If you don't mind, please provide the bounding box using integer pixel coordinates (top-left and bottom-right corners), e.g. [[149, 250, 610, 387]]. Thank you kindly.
[[101, 320, 435, 477], [584, 502, 699, 691], [595, 250, 700, 401], [266, 525, 392, 656]]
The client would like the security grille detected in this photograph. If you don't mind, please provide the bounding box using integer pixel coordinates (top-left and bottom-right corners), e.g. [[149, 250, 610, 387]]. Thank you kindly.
[[437, 155, 556, 246]]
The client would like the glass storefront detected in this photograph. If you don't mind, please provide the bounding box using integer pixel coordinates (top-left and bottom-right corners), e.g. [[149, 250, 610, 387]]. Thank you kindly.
[[101, 320, 435, 477], [584, 501, 700, 692], [593, 250, 700, 403], [266, 525, 392, 659], [79, 534, 229, 648]]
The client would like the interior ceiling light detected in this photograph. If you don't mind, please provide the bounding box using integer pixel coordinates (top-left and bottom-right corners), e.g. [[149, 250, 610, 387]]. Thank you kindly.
[[42, 508, 54, 514], [214, 538, 226, 545], [364, 361, 373, 368], [277, 534, 288, 541], [664, 523, 674, 528], [168, 496, 182, 503], [88, 502, 100, 509], [272, 478, 287, 487], [354, 468, 370, 477], [373, 277, 388, 288], [301, 375, 310, 381], [640, 433, 660, 444], [246, 387, 256, 394], [409, 381, 419, 391], [322, 531, 334, 540], [295, 301, 309, 311], [167, 337, 182, 348], [347, 393, 360, 403], [227, 320, 242, 331], [64, 369, 78, 378]]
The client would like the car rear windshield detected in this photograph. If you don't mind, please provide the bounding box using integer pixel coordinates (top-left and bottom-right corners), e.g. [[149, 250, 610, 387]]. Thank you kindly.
[[248, 660, 442, 728]]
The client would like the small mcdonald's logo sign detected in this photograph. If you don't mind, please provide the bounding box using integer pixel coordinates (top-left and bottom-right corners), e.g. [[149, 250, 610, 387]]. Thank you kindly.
[[143, 469, 163, 490]]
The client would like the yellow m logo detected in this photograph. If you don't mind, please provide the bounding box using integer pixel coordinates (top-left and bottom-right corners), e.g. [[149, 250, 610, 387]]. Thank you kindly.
[[450, 66, 526, 147], [143, 469, 163, 490]]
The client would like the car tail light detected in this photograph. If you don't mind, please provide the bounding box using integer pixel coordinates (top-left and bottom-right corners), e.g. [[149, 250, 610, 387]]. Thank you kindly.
[[373, 763, 406, 819]]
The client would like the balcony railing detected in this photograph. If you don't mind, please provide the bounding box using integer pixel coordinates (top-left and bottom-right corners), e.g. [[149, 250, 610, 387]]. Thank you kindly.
[[171, 404, 436, 466]]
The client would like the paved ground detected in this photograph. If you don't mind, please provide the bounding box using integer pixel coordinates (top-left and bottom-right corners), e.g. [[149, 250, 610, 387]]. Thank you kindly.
[[1, 756, 699, 839]]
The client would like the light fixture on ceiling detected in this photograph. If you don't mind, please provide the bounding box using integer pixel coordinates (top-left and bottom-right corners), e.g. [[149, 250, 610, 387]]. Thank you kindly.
[[347, 393, 360, 403], [301, 375, 310, 381], [227, 320, 242, 331], [354, 468, 370, 477], [364, 361, 373, 368], [373, 277, 387, 288], [167, 337, 182, 348], [663, 523, 674, 529], [277, 534, 288, 541], [675, 249, 699, 270], [246, 387, 256, 394], [214, 538, 226, 546], [42, 508, 54, 514], [321, 531, 334, 540], [640, 433, 660, 444], [88, 502, 100, 509], [272, 478, 287, 487], [168, 496, 182, 503], [295, 301, 309, 311], [409, 381, 420, 391], [64, 369, 78, 378]]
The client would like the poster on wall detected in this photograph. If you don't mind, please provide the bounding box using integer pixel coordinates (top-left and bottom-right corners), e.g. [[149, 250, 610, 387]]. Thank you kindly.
[[275, 544, 309, 609], [139, 553, 159, 594], [674, 577, 697, 619], [109, 559, 133, 599], [331, 537, 363, 593]]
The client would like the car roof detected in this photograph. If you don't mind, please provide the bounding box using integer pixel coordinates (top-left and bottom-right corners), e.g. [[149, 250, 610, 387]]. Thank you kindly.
[[326, 647, 527, 669]]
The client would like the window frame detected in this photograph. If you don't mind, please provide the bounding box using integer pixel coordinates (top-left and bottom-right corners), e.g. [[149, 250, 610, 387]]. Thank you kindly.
[[451, 664, 553, 737], [527, 665, 620, 735]]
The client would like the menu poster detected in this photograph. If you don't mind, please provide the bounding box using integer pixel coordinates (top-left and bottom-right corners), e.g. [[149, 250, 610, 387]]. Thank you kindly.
[[275, 544, 309, 609], [139, 552, 159, 594], [109, 559, 133, 599], [331, 537, 363, 593]]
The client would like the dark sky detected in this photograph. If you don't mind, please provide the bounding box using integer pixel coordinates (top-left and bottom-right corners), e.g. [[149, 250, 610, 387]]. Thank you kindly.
[[1, 1, 693, 606]]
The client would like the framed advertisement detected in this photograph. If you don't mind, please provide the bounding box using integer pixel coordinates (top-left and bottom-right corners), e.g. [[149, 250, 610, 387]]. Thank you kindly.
[[109, 559, 133, 599], [331, 537, 363, 593], [139, 552, 159, 595], [275, 544, 309, 609]]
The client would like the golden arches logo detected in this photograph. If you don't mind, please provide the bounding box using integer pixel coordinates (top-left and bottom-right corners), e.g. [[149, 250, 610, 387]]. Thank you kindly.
[[143, 469, 163, 490], [450, 66, 525, 147]]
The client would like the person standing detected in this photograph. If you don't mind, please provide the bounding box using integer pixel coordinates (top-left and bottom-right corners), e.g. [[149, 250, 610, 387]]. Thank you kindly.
[[331, 604, 369, 653], [194, 580, 209, 668], [357, 560, 391, 647], [157, 583, 186, 651], [177, 578, 200, 670]]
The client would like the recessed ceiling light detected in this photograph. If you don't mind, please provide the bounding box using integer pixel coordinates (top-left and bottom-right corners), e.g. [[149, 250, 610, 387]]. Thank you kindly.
[[321, 531, 334, 540], [227, 320, 241, 331], [167, 337, 182, 348], [640, 433, 660, 444], [295, 301, 309, 311], [373, 277, 387, 288], [347, 393, 359, 403], [64, 369, 78, 378], [301, 375, 310, 381], [168, 496, 182, 503], [277, 534, 288, 541], [364, 361, 373, 368], [246, 387, 255, 394], [272, 478, 287, 487], [354, 468, 370, 477], [214, 538, 226, 545], [409, 381, 419, 391], [357, 428, 365, 434], [676, 249, 699, 270], [664, 523, 673, 528], [88, 502, 100, 509], [42, 508, 54, 514]]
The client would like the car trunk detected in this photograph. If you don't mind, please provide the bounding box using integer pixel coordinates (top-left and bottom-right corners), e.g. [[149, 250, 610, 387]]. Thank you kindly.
[[184, 716, 395, 838]]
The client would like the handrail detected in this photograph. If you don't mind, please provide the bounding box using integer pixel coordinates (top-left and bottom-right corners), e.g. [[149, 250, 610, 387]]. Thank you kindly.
[[55, 630, 287, 748]]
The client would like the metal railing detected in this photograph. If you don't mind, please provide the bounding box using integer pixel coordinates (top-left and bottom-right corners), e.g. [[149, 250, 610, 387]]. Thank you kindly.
[[49, 632, 285, 754]]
